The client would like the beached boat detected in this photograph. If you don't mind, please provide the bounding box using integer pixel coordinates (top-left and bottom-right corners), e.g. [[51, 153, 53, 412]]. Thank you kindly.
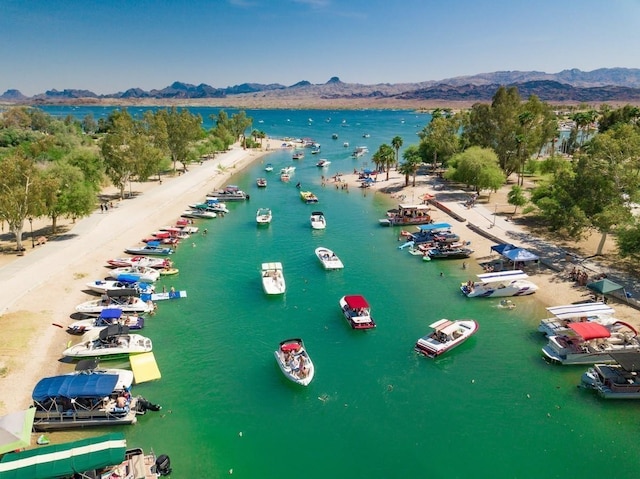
[[310, 211, 326, 230], [256, 177, 267, 188], [427, 245, 474, 260], [261, 262, 286, 295], [292, 152, 304, 160], [207, 184, 250, 201], [86, 277, 155, 295], [379, 204, 432, 226], [542, 321, 640, 365], [124, 241, 174, 256], [581, 353, 640, 399], [406, 222, 459, 245], [67, 308, 145, 335], [315, 247, 344, 270], [106, 256, 170, 269], [415, 319, 479, 358], [461, 270, 538, 298], [75, 293, 154, 316], [191, 200, 229, 214], [274, 338, 315, 386], [316, 159, 331, 167], [300, 191, 319, 203], [256, 207, 272, 225], [108, 266, 160, 282], [339, 295, 376, 330], [63, 325, 153, 360], [537, 302, 618, 337], [181, 208, 217, 219]]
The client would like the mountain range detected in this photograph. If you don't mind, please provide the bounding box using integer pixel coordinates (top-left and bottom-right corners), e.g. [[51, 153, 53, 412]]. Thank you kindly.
[[3, 68, 640, 105]]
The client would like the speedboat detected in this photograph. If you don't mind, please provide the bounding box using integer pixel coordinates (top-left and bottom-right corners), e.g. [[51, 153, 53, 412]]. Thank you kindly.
[[292, 152, 304, 160], [538, 302, 618, 337], [75, 293, 154, 316], [106, 256, 170, 269], [265, 163, 274, 172], [316, 159, 331, 167], [257, 177, 267, 188], [67, 308, 145, 335], [310, 211, 326, 230], [108, 266, 160, 282], [280, 173, 290, 182], [191, 201, 230, 214], [542, 321, 640, 365], [274, 338, 315, 386], [207, 184, 250, 201], [124, 241, 174, 256], [461, 270, 538, 298], [339, 295, 376, 330], [280, 166, 296, 175], [581, 353, 640, 399], [86, 277, 155, 295], [261, 262, 286, 295], [62, 325, 153, 360], [415, 319, 479, 358], [181, 209, 217, 219], [352, 146, 368, 158], [256, 207, 272, 225], [300, 191, 319, 203], [315, 247, 344, 270]]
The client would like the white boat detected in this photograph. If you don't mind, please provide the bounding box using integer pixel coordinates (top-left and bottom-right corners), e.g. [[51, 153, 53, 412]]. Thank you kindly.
[[124, 242, 174, 256], [108, 266, 160, 283], [316, 159, 331, 167], [274, 338, 315, 386], [537, 302, 618, 337], [415, 319, 479, 358], [106, 256, 170, 269], [181, 209, 217, 219], [315, 247, 344, 270], [339, 295, 376, 330], [542, 321, 640, 365], [192, 200, 230, 214], [256, 207, 272, 225], [352, 146, 368, 158], [280, 166, 296, 174], [581, 353, 640, 399], [265, 163, 274, 172], [310, 211, 326, 230], [67, 308, 145, 335], [62, 325, 153, 360], [261, 262, 286, 295], [461, 270, 538, 298], [75, 294, 154, 315], [207, 184, 250, 201], [256, 177, 267, 188], [86, 278, 154, 295]]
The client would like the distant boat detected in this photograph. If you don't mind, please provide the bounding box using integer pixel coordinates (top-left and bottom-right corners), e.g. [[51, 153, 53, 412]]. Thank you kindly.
[[256, 207, 272, 225], [415, 319, 479, 358], [332, 133, 338, 139], [256, 178, 267, 188], [265, 163, 274, 172], [300, 191, 319, 204], [292, 152, 304, 160], [310, 211, 326, 230], [316, 159, 331, 167], [274, 338, 315, 386], [315, 247, 344, 270], [339, 295, 376, 330], [261, 262, 286, 295]]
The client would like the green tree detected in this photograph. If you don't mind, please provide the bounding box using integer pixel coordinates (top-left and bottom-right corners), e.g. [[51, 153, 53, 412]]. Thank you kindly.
[[391, 136, 403, 169], [418, 114, 462, 170], [100, 109, 140, 199], [397, 145, 422, 187], [445, 146, 506, 195], [616, 221, 640, 259], [507, 185, 527, 215], [154, 107, 203, 172]]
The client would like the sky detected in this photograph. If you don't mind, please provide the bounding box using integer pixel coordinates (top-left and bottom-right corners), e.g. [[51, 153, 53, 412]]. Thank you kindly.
[[1, 0, 639, 96]]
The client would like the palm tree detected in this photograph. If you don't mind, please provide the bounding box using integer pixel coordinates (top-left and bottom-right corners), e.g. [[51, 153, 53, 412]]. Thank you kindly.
[[391, 136, 403, 170], [398, 145, 422, 187], [376, 144, 395, 181]]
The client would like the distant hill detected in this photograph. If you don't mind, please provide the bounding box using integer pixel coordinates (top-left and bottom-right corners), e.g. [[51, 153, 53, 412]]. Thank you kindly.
[[3, 68, 640, 105]]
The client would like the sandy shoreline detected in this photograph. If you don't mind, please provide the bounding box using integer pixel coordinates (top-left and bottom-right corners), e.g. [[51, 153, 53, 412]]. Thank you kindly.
[[2, 138, 638, 423]]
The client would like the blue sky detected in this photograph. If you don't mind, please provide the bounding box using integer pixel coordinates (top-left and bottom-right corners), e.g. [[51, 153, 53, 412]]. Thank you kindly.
[[1, 0, 638, 96]]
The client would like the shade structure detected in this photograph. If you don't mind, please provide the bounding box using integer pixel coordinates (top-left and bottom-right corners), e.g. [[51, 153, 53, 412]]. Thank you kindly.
[[502, 247, 539, 263], [568, 322, 611, 340], [491, 243, 516, 254], [0, 409, 35, 455], [0, 433, 126, 479], [587, 279, 624, 295]]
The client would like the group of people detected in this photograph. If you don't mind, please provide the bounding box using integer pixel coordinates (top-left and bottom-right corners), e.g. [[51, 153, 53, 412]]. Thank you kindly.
[[569, 267, 597, 286], [285, 351, 308, 378]]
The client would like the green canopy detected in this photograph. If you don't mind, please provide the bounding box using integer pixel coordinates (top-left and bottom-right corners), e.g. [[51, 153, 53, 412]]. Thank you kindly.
[[0, 433, 126, 479], [586, 279, 624, 294], [0, 409, 35, 455]]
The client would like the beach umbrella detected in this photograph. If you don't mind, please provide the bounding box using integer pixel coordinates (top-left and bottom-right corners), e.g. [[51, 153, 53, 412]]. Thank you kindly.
[[586, 279, 624, 295], [0, 408, 35, 455]]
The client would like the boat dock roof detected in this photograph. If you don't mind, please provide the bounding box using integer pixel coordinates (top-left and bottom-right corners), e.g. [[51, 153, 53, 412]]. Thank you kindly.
[[476, 270, 529, 282], [546, 302, 615, 320]]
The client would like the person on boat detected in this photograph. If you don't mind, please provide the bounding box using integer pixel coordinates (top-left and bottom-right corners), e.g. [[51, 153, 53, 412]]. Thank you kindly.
[[290, 354, 300, 372]]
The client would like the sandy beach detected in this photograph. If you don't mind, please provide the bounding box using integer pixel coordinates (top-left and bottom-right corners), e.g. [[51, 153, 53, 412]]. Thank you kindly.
[[1, 138, 638, 420]]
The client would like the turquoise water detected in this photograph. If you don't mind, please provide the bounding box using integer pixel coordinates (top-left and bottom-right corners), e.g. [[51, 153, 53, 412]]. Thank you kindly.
[[43, 107, 639, 478]]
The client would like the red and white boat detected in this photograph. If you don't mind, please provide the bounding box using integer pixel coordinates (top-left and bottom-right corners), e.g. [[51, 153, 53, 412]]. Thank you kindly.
[[106, 256, 171, 269], [415, 319, 479, 358], [339, 295, 376, 330]]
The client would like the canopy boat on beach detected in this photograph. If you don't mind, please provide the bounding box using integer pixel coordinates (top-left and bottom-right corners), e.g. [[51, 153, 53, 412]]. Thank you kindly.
[[300, 191, 319, 204], [415, 319, 479, 358], [310, 211, 326, 230], [261, 262, 286, 295], [542, 321, 640, 365], [316, 159, 331, 167], [86, 276, 154, 295], [406, 222, 459, 245], [63, 325, 153, 361], [67, 308, 145, 335], [538, 302, 618, 337], [581, 352, 640, 399], [106, 256, 171, 269], [379, 204, 432, 226], [108, 265, 160, 282], [461, 270, 538, 298], [75, 292, 154, 316], [315, 247, 344, 270], [256, 177, 267, 188], [256, 207, 272, 225], [274, 338, 315, 386], [124, 241, 173, 256], [207, 184, 250, 201], [339, 295, 376, 330]]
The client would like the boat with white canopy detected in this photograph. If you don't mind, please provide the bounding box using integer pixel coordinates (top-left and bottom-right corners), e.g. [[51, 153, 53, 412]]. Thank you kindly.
[[461, 270, 538, 298], [538, 302, 618, 337]]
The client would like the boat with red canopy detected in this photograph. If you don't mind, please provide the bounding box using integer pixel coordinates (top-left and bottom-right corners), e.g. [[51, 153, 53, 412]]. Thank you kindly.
[[339, 295, 376, 330]]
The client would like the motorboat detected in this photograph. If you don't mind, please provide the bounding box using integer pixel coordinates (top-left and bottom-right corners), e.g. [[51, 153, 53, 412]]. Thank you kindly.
[[300, 191, 319, 203], [207, 184, 250, 201], [31, 369, 159, 430], [542, 321, 640, 365], [292, 152, 304, 160], [280, 166, 296, 175], [106, 256, 170, 269], [537, 302, 618, 337], [75, 293, 154, 316], [261, 262, 286, 295], [181, 209, 217, 219], [67, 308, 145, 335], [63, 325, 153, 360], [315, 247, 344, 270], [378, 204, 432, 226], [124, 241, 174, 256], [108, 266, 160, 282], [274, 338, 315, 386], [256, 207, 272, 225], [190, 201, 229, 214], [415, 319, 479, 358], [265, 163, 274, 172], [343, 141, 349, 148], [352, 146, 368, 158], [310, 211, 326, 230], [280, 173, 290, 182], [407, 222, 459, 245], [257, 177, 267, 188], [581, 352, 640, 399], [316, 159, 331, 167], [86, 276, 155, 295], [461, 270, 538, 298], [427, 245, 474, 260], [339, 295, 376, 330]]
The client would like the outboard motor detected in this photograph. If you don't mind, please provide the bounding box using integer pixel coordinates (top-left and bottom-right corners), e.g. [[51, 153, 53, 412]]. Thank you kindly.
[[137, 397, 162, 413], [154, 454, 172, 476]]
